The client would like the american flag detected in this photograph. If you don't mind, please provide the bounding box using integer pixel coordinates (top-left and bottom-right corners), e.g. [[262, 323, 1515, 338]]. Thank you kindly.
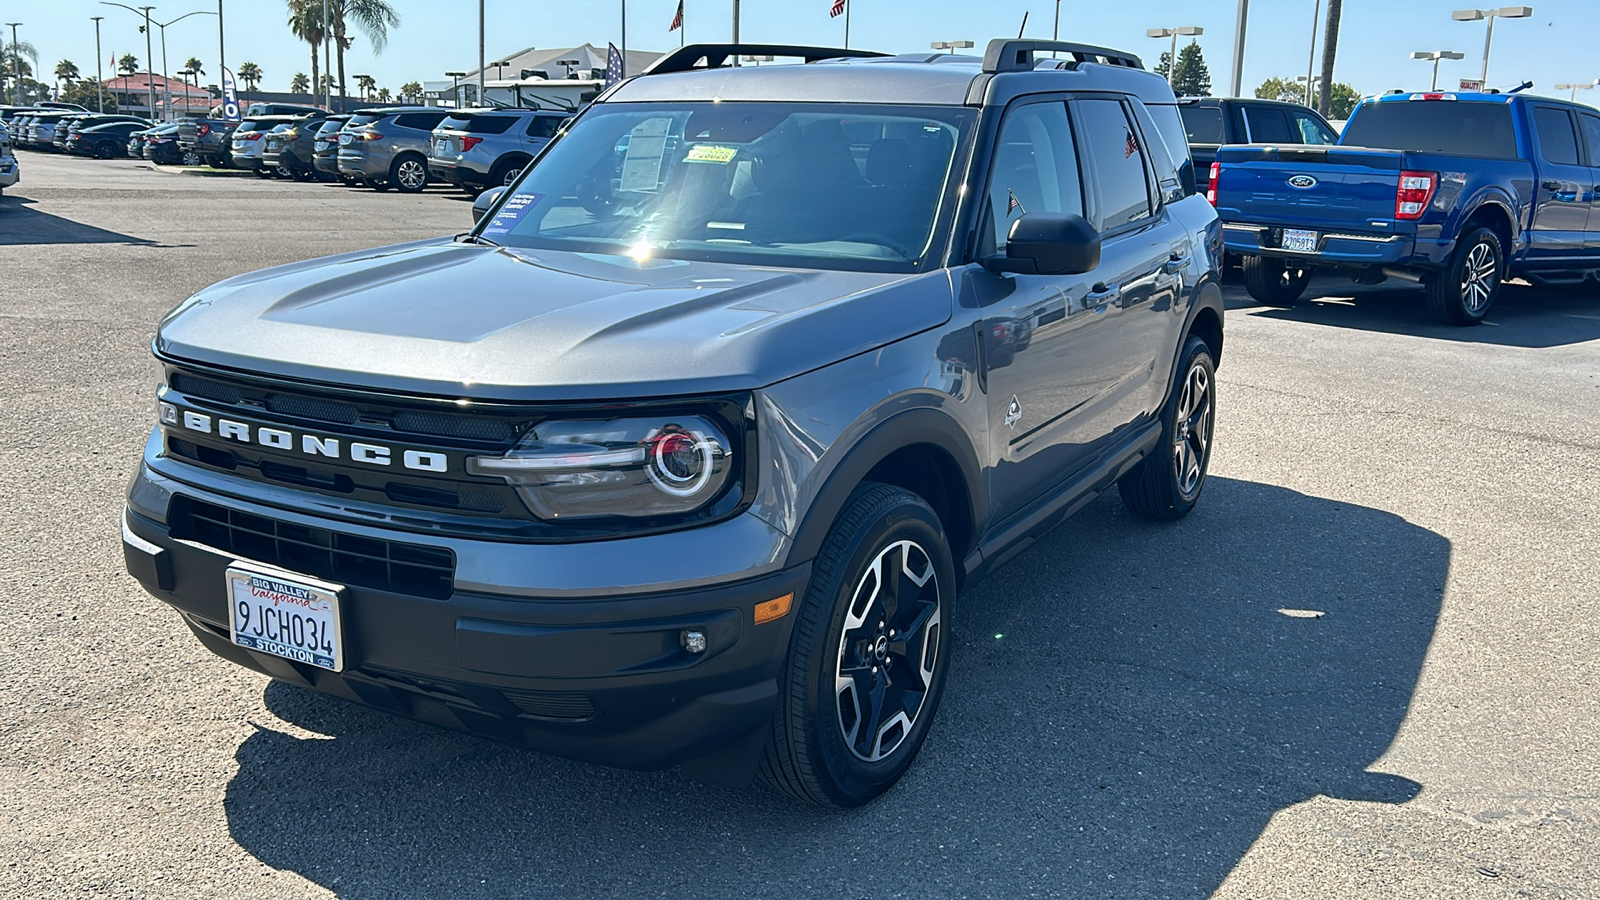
[[605, 43, 625, 87], [831, 0, 847, 18], [1007, 189, 1024, 216], [670, 0, 684, 31], [1124, 129, 1139, 159]]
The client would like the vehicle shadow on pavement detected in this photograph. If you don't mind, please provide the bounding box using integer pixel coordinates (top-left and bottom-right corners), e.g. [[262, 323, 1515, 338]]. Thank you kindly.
[[224, 477, 1448, 899], [0, 196, 160, 246], [1233, 279, 1600, 348]]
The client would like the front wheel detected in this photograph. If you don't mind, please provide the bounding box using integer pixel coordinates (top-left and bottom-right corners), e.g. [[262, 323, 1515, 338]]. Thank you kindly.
[[95, 141, 119, 160], [1427, 227, 1502, 325], [1119, 335, 1217, 521], [760, 483, 953, 808], [1241, 255, 1311, 307]]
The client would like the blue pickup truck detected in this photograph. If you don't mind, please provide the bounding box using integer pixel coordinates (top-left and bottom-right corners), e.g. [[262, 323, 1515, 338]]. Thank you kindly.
[[1213, 91, 1600, 324]]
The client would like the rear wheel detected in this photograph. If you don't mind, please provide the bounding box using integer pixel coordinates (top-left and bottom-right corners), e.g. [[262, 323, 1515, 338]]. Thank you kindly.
[[1119, 335, 1217, 521], [490, 157, 528, 188], [94, 141, 119, 160], [1241, 255, 1311, 307], [181, 150, 202, 167], [1426, 226, 1501, 325], [390, 154, 429, 193], [759, 483, 953, 808]]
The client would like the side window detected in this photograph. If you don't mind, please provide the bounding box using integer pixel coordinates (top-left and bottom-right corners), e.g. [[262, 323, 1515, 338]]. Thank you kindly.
[[1535, 107, 1582, 166], [527, 115, 562, 139], [1291, 111, 1338, 145], [395, 112, 448, 131], [1580, 114, 1600, 166], [986, 102, 1084, 252], [1076, 99, 1154, 231], [1243, 106, 1294, 143]]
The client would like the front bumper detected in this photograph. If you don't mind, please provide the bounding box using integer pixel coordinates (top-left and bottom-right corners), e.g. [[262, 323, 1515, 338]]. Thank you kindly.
[[1222, 222, 1454, 271], [121, 457, 805, 775]]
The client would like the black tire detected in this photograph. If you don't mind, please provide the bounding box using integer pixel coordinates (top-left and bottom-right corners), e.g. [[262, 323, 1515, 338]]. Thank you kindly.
[[390, 153, 429, 193], [759, 483, 954, 808], [1119, 335, 1217, 522], [1240, 255, 1311, 307], [289, 166, 317, 182], [256, 168, 275, 179], [1426, 226, 1501, 325], [364, 177, 390, 192], [94, 141, 119, 160], [490, 157, 528, 188]]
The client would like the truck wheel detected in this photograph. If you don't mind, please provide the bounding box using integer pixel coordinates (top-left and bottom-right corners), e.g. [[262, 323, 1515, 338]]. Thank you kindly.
[[760, 483, 953, 808], [1119, 335, 1216, 522], [390, 154, 429, 193], [1427, 226, 1501, 325], [1241, 255, 1311, 307]]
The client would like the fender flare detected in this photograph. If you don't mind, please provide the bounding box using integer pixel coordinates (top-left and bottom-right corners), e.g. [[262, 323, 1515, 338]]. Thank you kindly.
[[1160, 275, 1225, 409], [783, 407, 986, 570]]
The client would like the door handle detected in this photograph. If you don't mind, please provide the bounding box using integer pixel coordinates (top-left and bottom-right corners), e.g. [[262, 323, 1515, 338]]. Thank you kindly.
[[1085, 284, 1120, 308], [1163, 255, 1189, 274], [1541, 180, 1564, 191]]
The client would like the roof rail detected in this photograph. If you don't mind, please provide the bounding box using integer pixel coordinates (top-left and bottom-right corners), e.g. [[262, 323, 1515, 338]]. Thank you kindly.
[[643, 43, 890, 76], [982, 39, 1144, 73]]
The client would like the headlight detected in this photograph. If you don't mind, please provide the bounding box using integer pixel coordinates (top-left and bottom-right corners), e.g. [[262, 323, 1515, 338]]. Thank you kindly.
[[466, 416, 733, 520]]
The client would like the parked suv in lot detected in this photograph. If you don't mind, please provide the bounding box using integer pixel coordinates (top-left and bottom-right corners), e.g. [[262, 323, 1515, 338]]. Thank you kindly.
[[262, 113, 330, 181], [229, 116, 305, 173], [123, 40, 1223, 807], [310, 114, 351, 181], [337, 106, 451, 192], [428, 108, 572, 194]]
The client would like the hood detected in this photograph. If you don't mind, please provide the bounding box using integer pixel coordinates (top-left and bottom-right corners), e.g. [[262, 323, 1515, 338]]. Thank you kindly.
[[155, 240, 953, 401]]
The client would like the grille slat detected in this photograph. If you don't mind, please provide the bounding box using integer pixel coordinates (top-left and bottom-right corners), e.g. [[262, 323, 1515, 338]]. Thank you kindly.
[[170, 496, 455, 600]]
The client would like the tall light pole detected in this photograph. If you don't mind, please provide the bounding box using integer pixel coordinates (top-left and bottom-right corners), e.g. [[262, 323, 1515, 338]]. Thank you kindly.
[[101, 3, 157, 118], [215, 0, 224, 91], [1296, 73, 1322, 106], [478, 0, 485, 103], [1305, 0, 1321, 109], [445, 71, 466, 107], [1147, 26, 1203, 90], [620, 0, 627, 77], [4, 23, 19, 106], [492, 60, 509, 81], [92, 17, 106, 111], [1554, 80, 1596, 102], [1229, 0, 1249, 97], [322, 0, 331, 110], [153, 11, 217, 122], [1453, 6, 1533, 86], [732, 0, 740, 64], [1411, 50, 1465, 91]]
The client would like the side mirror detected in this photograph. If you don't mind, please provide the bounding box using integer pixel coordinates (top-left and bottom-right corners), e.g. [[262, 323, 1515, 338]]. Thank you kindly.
[[988, 213, 1101, 276], [472, 185, 509, 224]]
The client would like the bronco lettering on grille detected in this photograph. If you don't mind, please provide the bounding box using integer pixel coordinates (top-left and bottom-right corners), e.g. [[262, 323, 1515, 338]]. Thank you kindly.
[[162, 403, 450, 473]]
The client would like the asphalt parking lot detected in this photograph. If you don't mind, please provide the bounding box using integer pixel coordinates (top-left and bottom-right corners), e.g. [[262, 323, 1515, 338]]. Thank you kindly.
[[1, 149, 1597, 899]]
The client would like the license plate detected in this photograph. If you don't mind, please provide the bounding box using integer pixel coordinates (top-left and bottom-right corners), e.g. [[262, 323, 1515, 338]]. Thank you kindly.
[[314, 141, 329, 151], [434, 138, 450, 155], [339, 133, 352, 146], [226, 564, 344, 672], [1282, 229, 1318, 253]]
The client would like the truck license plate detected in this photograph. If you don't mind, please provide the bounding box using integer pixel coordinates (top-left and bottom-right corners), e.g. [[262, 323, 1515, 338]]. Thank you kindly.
[[1282, 229, 1318, 253], [434, 138, 450, 155], [226, 565, 344, 672]]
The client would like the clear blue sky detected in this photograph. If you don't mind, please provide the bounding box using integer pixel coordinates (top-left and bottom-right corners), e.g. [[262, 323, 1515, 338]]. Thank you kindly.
[[16, 0, 1600, 105]]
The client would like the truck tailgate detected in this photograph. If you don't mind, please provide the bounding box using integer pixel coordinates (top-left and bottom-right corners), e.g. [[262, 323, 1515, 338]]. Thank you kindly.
[[1214, 145, 1406, 231]]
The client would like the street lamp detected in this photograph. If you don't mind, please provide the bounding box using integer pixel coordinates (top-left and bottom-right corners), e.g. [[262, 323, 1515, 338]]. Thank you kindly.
[[1452, 6, 1533, 86], [930, 41, 975, 53], [445, 70, 466, 108], [492, 60, 510, 81], [1295, 73, 1323, 105], [1305, 0, 1322, 110], [152, 10, 218, 122], [5, 23, 21, 106], [1411, 50, 1466, 91], [1554, 80, 1597, 102], [1147, 26, 1203, 89], [556, 58, 581, 79], [91, 16, 106, 112], [101, 3, 157, 119]]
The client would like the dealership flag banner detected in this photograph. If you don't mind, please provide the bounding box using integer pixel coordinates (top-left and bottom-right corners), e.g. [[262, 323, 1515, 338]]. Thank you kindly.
[[220, 66, 241, 121], [605, 44, 625, 88]]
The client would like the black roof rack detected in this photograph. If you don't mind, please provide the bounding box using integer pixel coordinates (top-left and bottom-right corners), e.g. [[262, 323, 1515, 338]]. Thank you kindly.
[[982, 39, 1144, 73], [643, 43, 890, 76]]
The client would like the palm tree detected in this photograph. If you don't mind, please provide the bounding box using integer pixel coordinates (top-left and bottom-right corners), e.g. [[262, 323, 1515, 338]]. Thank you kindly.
[[237, 61, 263, 90], [54, 59, 79, 88], [374, 86, 390, 102], [400, 80, 421, 102], [3, 39, 38, 80], [290, 72, 310, 95], [183, 56, 204, 85], [1317, 0, 1342, 117], [287, 0, 326, 103], [355, 73, 375, 99], [327, 0, 400, 111], [117, 54, 139, 76]]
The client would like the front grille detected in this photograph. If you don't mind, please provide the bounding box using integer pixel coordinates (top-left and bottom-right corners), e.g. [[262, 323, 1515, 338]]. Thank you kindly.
[[169, 495, 455, 600], [391, 410, 516, 443], [500, 689, 598, 721], [266, 392, 360, 424], [171, 372, 242, 404]]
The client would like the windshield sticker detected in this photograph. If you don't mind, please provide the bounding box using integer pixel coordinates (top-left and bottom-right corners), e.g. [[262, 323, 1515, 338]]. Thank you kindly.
[[619, 117, 672, 192], [684, 144, 738, 165], [482, 192, 544, 236]]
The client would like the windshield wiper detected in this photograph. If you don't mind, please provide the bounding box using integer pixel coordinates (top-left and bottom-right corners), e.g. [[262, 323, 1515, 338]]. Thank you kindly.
[[456, 232, 501, 247]]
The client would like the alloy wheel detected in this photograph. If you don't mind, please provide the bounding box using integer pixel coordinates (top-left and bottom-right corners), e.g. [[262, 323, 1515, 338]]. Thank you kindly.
[[1173, 361, 1212, 498], [397, 159, 427, 190], [834, 539, 943, 763], [1460, 241, 1498, 314]]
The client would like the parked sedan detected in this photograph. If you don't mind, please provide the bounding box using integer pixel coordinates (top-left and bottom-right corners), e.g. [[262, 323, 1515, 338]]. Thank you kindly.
[[429, 108, 571, 195], [337, 106, 450, 192], [68, 121, 147, 159]]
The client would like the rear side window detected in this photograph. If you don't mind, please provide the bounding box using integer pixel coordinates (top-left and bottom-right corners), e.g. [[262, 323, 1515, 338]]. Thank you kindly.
[[315, 119, 347, 136], [346, 114, 385, 128], [1290, 110, 1337, 145], [1533, 107, 1581, 166], [986, 102, 1084, 253], [446, 114, 516, 135], [1341, 101, 1517, 158], [1077, 99, 1153, 231], [395, 112, 448, 130], [1179, 105, 1225, 144], [526, 115, 564, 138], [1243, 106, 1294, 143], [1580, 113, 1600, 166]]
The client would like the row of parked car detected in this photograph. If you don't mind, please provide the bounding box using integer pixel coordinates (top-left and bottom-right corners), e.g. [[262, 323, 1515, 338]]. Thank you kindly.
[[2, 99, 573, 197]]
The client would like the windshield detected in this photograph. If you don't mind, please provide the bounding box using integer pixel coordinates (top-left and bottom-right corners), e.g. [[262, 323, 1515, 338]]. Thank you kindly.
[[1341, 101, 1517, 158], [479, 102, 971, 272]]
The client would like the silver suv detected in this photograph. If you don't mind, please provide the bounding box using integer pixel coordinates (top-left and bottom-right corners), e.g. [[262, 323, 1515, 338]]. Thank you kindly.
[[336, 106, 451, 192], [428, 108, 571, 195]]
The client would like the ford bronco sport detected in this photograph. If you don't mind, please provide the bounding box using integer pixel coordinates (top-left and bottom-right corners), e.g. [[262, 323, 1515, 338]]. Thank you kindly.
[[123, 40, 1224, 808]]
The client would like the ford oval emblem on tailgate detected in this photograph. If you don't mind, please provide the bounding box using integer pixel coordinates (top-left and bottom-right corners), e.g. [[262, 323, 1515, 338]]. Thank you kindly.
[[1288, 175, 1318, 189]]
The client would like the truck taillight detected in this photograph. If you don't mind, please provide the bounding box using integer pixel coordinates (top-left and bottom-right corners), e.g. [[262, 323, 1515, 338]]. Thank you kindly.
[[461, 136, 483, 151], [1206, 161, 1220, 205], [1395, 170, 1437, 220], [196, 122, 210, 137]]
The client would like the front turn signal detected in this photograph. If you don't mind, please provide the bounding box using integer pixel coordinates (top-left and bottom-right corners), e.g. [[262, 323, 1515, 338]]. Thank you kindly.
[[754, 593, 794, 625]]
